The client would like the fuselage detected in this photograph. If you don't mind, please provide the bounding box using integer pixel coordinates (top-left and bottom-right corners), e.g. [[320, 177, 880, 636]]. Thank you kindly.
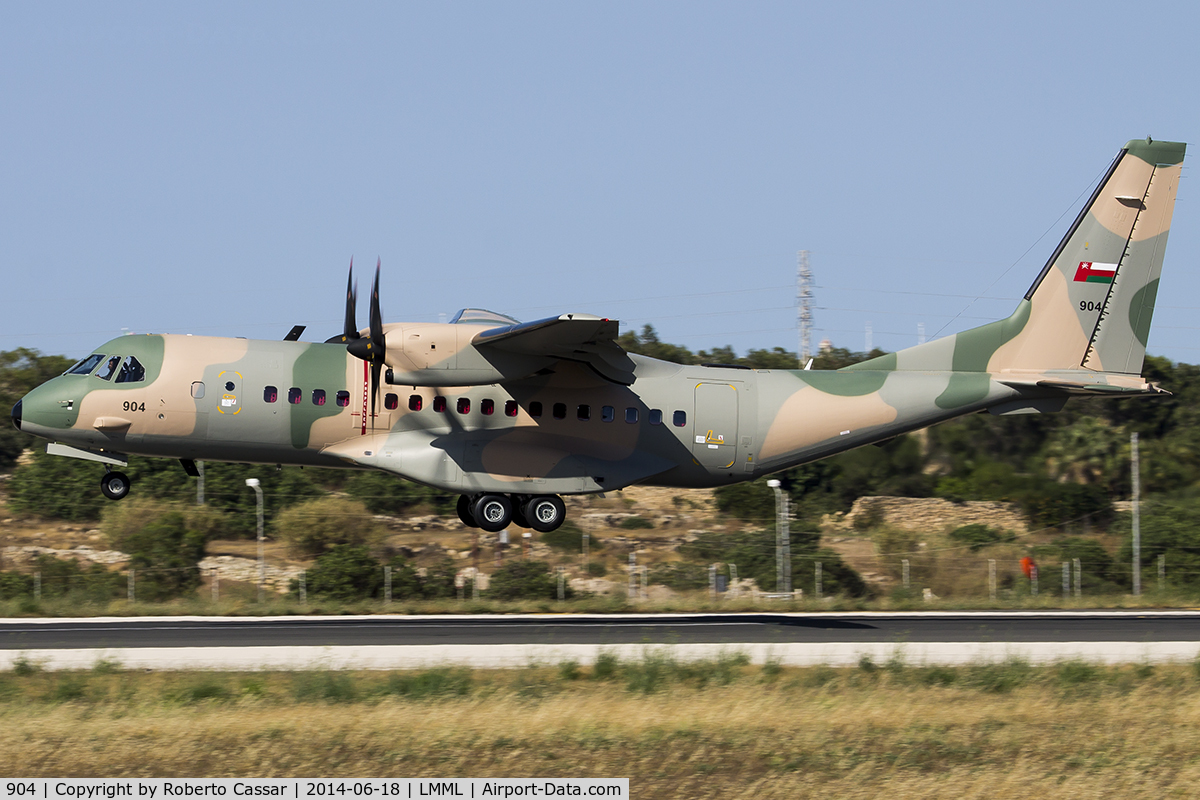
[[13, 331, 1039, 495]]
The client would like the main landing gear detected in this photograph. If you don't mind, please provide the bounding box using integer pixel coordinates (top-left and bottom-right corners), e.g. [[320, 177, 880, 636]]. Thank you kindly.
[[457, 493, 567, 533], [100, 469, 132, 501]]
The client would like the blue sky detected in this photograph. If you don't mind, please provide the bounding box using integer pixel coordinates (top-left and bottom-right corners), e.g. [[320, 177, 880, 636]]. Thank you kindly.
[[3, 1, 1199, 364]]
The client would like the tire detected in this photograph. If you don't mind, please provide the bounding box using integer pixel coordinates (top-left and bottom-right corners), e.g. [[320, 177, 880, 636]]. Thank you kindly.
[[100, 471, 132, 501], [472, 494, 512, 533], [511, 497, 531, 529], [526, 495, 566, 532], [456, 495, 479, 528]]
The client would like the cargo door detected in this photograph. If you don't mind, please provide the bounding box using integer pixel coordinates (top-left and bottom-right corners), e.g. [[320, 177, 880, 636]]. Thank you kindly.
[[692, 383, 739, 469]]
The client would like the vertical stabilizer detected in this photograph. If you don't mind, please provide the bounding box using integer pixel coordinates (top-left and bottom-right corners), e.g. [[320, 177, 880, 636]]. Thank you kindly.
[[994, 138, 1185, 374], [851, 139, 1186, 377]]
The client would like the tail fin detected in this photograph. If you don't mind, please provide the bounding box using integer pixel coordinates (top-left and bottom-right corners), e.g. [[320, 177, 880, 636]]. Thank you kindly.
[[854, 139, 1185, 376]]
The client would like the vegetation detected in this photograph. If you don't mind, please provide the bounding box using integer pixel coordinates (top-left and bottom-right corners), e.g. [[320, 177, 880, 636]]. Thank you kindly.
[[2, 656, 1200, 796], [102, 499, 212, 600], [273, 496, 384, 557], [487, 559, 572, 600]]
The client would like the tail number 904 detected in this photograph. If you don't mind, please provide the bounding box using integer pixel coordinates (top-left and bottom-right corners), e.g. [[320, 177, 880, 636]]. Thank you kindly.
[[1079, 300, 1103, 312], [122, 401, 146, 413]]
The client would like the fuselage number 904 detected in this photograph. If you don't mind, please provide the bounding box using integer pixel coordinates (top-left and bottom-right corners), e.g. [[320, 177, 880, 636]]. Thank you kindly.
[[122, 401, 146, 413], [1079, 300, 1103, 312]]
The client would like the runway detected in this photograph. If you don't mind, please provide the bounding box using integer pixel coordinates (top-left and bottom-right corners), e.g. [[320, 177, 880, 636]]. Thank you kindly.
[[3, 612, 1199, 670]]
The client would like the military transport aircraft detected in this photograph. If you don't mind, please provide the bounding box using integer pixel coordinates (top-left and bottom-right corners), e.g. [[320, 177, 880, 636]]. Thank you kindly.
[[9, 138, 1186, 533]]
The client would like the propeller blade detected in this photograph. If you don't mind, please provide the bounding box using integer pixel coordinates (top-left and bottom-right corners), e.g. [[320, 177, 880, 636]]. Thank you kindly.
[[343, 257, 359, 341], [325, 258, 362, 344], [369, 258, 384, 356]]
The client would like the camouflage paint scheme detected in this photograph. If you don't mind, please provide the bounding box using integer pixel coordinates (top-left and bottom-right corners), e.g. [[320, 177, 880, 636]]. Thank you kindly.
[[13, 139, 1185, 499]]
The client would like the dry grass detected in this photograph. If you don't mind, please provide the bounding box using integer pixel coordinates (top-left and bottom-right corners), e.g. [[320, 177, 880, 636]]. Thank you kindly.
[[3, 658, 1200, 798]]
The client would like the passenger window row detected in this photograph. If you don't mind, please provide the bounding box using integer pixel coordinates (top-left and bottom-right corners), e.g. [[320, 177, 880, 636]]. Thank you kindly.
[[258, 386, 687, 427]]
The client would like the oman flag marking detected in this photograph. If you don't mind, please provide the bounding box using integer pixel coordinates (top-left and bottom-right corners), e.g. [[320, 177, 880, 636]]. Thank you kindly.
[[1074, 261, 1118, 284]]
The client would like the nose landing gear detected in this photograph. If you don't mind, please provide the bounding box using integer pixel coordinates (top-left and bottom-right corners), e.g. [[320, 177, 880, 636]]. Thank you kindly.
[[100, 469, 132, 501], [456, 493, 568, 532]]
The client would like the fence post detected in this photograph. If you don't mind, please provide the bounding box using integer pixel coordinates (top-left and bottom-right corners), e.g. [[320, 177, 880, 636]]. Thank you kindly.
[[640, 566, 648, 600], [1063, 562, 1070, 598], [472, 568, 479, 601], [128, 569, 135, 603], [709, 564, 717, 599], [730, 564, 739, 600], [1158, 554, 1166, 592], [988, 559, 997, 602], [815, 561, 823, 599], [299, 570, 306, 605], [34, 571, 41, 602], [1030, 564, 1038, 597], [212, 567, 219, 603], [1074, 558, 1082, 598], [902, 559, 910, 590], [557, 567, 565, 601], [384, 565, 392, 605], [629, 553, 638, 600]]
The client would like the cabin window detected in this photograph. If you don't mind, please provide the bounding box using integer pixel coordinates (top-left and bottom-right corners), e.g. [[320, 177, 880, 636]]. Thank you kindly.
[[625, 407, 639, 424], [552, 402, 566, 420], [481, 399, 495, 415], [95, 355, 121, 381], [457, 397, 471, 414], [194, 382, 207, 400], [66, 354, 105, 376], [288, 387, 302, 404], [313, 389, 327, 406], [673, 410, 687, 427], [262, 386, 276, 403], [335, 391, 350, 407], [433, 396, 447, 412], [649, 409, 663, 426], [577, 404, 591, 421], [504, 400, 518, 417], [409, 395, 423, 411], [529, 401, 543, 418], [384, 393, 398, 410], [601, 405, 615, 423]]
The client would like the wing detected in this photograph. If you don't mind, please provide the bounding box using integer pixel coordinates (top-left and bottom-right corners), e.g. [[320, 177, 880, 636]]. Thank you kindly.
[[473, 314, 636, 385]]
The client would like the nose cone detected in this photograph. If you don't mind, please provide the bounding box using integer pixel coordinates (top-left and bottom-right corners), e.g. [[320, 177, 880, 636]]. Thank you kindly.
[[10, 399, 21, 431]]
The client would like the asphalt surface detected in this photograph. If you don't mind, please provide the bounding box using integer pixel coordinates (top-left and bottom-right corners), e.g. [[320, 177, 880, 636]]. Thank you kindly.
[[3, 612, 1198, 650]]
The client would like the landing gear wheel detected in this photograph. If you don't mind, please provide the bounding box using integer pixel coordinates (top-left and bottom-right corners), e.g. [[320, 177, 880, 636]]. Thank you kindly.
[[511, 497, 531, 529], [526, 495, 566, 532], [473, 494, 513, 533], [456, 495, 479, 528], [100, 471, 132, 501]]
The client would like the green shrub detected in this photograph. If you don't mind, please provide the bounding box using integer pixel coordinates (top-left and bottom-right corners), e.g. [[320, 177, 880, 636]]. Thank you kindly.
[[30, 555, 125, 601], [300, 545, 384, 601], [487, 560, 570, 601], [273, 497, 383, 558], [948, 524, 1014, 552], [618, 516, 654, 530], [539, 521, 599, 552], [0, 572, 34, 600], [103, 499, 208, 600], [381, 668, 472, 699], [586, 562, 608, 577], [647, 562, 709, 591]]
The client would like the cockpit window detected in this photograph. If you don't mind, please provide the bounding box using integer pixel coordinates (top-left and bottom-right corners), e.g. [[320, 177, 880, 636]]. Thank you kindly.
[[66, 354, 105, 376], [95, 355, 122, 381], [115, 356, 146, 384], [449, 308, 521, 326]]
